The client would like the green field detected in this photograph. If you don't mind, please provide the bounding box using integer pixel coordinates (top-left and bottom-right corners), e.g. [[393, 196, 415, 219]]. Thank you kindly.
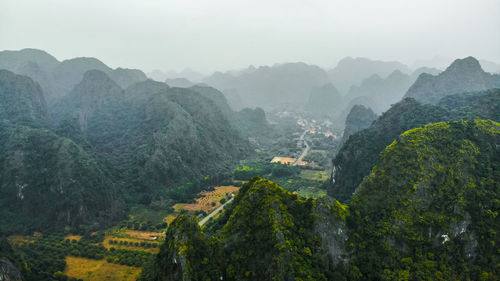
[[300, 169, 329, 181]]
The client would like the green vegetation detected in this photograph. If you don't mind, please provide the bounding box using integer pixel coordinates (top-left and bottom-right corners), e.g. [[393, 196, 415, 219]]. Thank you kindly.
[[329, 88, 500, 202], [144, 120, 499, 280], [141, 177, 348, 281], [13, 233, 153, 280], [348, 120, 500, 280]]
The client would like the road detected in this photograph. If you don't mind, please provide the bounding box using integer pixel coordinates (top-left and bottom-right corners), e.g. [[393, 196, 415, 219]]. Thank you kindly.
[[198, 197, 234, 226], [293, 129, 310, 166]]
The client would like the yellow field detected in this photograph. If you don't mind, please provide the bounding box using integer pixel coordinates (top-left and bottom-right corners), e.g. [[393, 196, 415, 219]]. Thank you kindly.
[[270, 156, 296, 164], [300, 169, 330, 181], [182, 186, 238, 212], [124, 230, 164, 241], [64, 257, 141, 281], [64, 235, 83, 241], [8, 235, 34, 245], [167, 186, 239, 224]]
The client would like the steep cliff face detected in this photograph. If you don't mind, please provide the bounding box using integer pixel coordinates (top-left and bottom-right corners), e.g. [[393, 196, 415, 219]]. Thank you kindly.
[[405, 57, 500, 104], [348, 120, 500, 280]]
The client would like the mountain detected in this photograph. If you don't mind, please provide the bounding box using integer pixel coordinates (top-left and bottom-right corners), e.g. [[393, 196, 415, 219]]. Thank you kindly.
[[140, 177, 348, 281], [332, 95, 377, 129], [147, 68, 204, 83], [51, 69, 124, 132], [0, 70, 120, 233], [328, 88, 500, 202], [0, 49, 147, 101], [52, 71, 250, 197], [305, 83, 342, 114], [0, 69, 49, 128], [0, 48, 59, 73], [348, 120, 500, 280], [479, 59, 500, 74], [405, 56, 500, 104], [204, 62, 329, 107], [345, 68, 441, 114], [52, 57, 147, 95], [328, 57, 411, 94], [341, 105, 377, 143], [165, 77, 195, 88]]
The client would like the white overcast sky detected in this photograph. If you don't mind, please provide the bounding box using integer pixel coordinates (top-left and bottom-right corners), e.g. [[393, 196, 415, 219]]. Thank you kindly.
[[1, 0, 499, 73]]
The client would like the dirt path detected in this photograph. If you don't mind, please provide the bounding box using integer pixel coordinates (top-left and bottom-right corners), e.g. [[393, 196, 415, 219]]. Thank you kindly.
[[293, 129, 310, 166], [198, 197, 234, 226]]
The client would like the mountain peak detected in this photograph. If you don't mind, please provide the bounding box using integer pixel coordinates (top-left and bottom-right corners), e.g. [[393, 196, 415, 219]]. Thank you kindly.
[[81, 69, 118, 86], [445, 56, 483, 74]]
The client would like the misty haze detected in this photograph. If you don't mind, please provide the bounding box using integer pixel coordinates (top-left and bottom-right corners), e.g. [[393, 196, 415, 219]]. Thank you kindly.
[[0, 0, 499, 280]]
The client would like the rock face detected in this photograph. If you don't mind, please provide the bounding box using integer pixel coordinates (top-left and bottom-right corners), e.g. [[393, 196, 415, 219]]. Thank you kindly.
[[405, 56, 500, 104], [341, 105, 377, 143], [305, 83, 342, 115], [348, 120, 500, 280]]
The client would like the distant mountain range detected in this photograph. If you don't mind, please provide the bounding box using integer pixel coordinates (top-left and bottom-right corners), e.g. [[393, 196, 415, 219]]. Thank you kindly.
[[0, 49, 147, 102], [203, 62, 330, 108], [405, 56, 500, 104], [328, 57, 412, 95]]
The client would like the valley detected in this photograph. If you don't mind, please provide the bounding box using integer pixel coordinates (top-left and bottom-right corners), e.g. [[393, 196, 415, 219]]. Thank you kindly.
[[0, 46, 499, 281]]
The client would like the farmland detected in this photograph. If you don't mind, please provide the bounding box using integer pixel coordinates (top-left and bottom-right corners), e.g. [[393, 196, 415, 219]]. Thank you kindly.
[[64, 257, 141, 281], [168, 185, 239, 222]]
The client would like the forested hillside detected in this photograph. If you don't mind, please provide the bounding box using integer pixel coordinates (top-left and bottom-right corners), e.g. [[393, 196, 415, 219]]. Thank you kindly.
[[348, 120, 500, 280], [0, 70, 120, 233], [0, 68, 252, 234], [329, 88, 500, 202]]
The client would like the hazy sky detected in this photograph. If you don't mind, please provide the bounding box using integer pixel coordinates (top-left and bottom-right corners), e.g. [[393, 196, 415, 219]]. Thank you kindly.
[[1, 0, 499, 73]]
